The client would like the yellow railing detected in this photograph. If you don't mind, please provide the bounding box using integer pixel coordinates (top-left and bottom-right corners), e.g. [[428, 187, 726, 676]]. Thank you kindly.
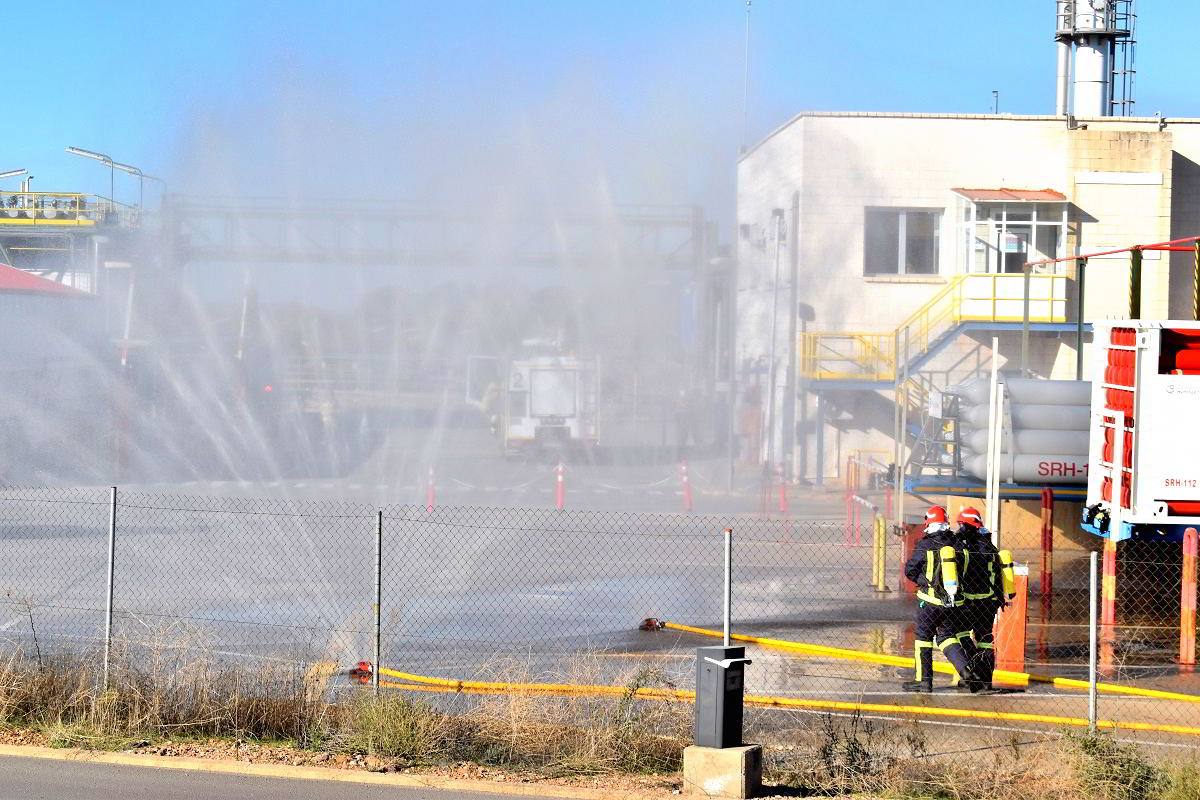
[[0, 192, 136, 227], [800, 271, 1068, 382]]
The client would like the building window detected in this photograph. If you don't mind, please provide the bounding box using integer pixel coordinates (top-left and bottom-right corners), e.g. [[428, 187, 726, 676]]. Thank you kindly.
[[863, 208, 941, 275]]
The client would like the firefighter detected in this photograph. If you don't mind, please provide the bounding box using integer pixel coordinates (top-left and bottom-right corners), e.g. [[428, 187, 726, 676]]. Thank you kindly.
[[951, 506, 1002, 690], [902, 506, 982, 693]]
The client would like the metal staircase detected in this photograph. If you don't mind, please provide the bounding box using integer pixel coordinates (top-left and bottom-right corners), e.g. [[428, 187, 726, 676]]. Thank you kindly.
[[798, 270, 1069, 387]]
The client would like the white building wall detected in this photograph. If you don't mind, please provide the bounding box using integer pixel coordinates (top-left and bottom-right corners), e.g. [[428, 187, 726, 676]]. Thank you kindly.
[[736, 112, 1193, 479]]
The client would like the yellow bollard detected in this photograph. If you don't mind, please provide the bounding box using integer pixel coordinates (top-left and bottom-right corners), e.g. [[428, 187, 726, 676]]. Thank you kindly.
[[872, 513, 889, 592]]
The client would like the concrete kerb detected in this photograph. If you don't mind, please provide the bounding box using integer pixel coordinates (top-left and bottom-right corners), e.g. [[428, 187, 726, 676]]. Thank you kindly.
[[0, 744, 665, 800]]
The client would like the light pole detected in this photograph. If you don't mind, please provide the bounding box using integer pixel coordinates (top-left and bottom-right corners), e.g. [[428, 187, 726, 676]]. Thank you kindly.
[[0, 168, 27, 182], [112, 160, 164, 209], [65, 146, 115, 203], [765, 208, 785, 469]]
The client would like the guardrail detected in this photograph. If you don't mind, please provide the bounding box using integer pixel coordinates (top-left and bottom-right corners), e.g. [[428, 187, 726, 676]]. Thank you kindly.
[[0, 191, 138, 227], [800, 270, 1069, 382]]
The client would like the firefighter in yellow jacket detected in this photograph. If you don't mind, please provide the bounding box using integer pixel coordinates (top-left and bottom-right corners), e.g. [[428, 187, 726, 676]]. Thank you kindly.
[[902, 506, 984, 693]]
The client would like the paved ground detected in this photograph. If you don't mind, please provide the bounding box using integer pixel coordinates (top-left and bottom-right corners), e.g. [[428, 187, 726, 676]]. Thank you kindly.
[[0, 755, 558, 800]]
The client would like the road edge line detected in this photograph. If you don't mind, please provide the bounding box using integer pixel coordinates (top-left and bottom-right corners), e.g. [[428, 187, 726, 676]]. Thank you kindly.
[[0, 743, 661, 799]]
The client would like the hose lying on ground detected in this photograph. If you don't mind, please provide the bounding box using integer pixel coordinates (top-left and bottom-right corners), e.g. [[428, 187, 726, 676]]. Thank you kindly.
[[657, 620, 1200, 706], [373, 666, 1200, 738]]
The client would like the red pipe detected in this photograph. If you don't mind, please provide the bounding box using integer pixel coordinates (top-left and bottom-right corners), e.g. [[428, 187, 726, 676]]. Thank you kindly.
[[1024, 234, 1200, 269], [1040, 487, 1054, 609]]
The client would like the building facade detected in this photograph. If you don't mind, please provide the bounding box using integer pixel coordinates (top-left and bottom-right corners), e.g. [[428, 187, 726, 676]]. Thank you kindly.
[[736, 112, 1200, 482]]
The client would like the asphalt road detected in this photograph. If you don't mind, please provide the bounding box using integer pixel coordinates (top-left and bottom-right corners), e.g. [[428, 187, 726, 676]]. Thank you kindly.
[[0, 756, 556, 800]]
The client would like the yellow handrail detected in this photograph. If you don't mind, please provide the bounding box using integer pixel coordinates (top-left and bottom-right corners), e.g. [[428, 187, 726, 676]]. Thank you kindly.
[[800, 272, 1067, 382]]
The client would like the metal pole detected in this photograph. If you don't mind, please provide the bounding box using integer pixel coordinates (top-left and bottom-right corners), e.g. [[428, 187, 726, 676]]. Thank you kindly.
[[985, 337, 1001, 542], [373, 510, 382, 696], [783, 193, 800, 479], [723, 527, 733, 646], [765, 211, 783, 468], [1129, 248, 1143, 319], [1076, 258, 1087, 380], [103, 486, 117, 691], [1193, 242, 1199, 321], [1020, 266, 1031, 376], [896, 328, 910, 529], [740, 1, 751, 151], [1088, 550, 1099, 731], [727, 272, 737, 494]]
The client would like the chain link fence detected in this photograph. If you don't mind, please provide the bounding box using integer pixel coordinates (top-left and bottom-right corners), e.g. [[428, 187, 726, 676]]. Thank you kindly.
[[1, 486, 1198, 748]]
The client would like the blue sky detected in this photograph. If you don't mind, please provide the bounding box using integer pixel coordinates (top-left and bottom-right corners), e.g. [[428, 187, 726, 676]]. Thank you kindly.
[[7, 2, 1200, 224]]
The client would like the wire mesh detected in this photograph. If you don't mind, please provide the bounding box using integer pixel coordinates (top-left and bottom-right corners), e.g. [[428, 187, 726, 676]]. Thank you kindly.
[[0, 486, 1197, 749]]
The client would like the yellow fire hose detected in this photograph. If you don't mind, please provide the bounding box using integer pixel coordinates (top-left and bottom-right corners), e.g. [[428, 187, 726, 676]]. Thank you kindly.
[[659, 621, 1200, 706], [374, 667, 1200, 737]]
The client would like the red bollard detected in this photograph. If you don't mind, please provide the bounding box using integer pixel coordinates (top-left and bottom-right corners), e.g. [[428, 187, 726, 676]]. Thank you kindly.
[[852, 497, 861, 546], [680, 461, 694, 513], [426, 466, 436, 514], [776, 464, 789, 515], [1182, 528, 1198, 667], [844, 492, 853, 545], [555, 462, 565, 510], [1040, 487, 1054, 610], [899, 523, 921, 596]]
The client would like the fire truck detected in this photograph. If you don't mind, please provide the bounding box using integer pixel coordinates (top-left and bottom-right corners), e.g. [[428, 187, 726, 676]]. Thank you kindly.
[[468, 354, 599, 458]]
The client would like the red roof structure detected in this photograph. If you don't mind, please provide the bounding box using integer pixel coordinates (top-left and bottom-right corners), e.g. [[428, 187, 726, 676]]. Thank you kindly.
[[0, 263, 81, 295], [951, 187, 1068, 203]]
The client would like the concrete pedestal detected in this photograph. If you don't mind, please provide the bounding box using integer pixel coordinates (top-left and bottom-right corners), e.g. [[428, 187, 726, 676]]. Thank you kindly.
[[682, 744, 763, 798]]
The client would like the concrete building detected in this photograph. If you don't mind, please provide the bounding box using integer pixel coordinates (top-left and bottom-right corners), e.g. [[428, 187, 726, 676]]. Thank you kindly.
[[736, 112, 1200, 483]]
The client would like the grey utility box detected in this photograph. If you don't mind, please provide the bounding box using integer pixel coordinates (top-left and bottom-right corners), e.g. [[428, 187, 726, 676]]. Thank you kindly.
[[694, 645, 751, 749]]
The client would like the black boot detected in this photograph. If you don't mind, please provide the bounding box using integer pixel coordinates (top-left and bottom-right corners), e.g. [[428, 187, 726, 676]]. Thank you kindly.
[[902, 680, 932, 693]]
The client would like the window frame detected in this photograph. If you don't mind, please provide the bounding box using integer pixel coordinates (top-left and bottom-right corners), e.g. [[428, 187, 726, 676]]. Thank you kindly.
[[863, 206, 943, 277]]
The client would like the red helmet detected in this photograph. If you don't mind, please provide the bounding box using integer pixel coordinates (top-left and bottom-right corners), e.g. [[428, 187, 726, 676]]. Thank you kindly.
[[925, 506, 948, 525], [958, 507, 984, 527]]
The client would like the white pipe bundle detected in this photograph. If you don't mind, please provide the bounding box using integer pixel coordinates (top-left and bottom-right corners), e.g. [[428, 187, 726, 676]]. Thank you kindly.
[[951, 378, 1092, 485]]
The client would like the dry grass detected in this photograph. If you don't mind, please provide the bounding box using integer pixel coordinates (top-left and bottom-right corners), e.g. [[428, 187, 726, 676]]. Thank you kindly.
[[0, 641, 690, 776], [459, 657, 690, 775], [3, 638, 1200, 794], [760, 711, 1200, 800]]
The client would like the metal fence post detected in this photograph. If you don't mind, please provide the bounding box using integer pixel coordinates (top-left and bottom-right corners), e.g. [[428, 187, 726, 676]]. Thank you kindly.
[[103, 486, 117, 691], [1089, 550, 1099, 732], [723, 527, 732, 646], [374, 510, 383, 696]]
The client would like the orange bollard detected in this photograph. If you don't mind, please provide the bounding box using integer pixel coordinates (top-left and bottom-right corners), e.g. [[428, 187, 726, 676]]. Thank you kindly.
[[426, 466, 435, 514], [555, 462, 565, 511], [680, 461, 694, 513], [1182, 528, 1198, 667], [1100, 538, 1119, 675], [1040, 487, 1054, 610], [1101, 538, 1118, 627], [994, 565, 1029, 687], [777, 464, 789, 514]]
